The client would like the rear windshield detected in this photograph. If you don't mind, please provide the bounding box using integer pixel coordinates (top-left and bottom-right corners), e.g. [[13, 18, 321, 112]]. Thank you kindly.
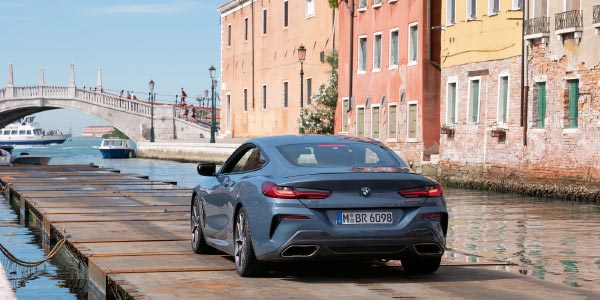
[[277, 142, 406, 168]]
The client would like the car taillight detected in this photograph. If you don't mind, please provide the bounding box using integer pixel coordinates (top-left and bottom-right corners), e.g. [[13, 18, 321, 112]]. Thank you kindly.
[[262, 182, 331, 199], [398, 183, 444, 198]]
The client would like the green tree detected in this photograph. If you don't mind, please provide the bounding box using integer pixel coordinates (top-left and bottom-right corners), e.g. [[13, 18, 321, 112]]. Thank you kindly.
[[102, 128, 129, 139], [298, 50, 338, 134]]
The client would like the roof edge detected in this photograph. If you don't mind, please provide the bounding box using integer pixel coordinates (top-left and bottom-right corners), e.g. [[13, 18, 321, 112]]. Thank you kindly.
[[217, 0, 251, 14]]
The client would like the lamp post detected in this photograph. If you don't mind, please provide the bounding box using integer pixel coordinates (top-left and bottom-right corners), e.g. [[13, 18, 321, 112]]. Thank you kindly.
[[209, 65, 217, 143], [297, 44, 306, 109], [149, 79, 155, 142]]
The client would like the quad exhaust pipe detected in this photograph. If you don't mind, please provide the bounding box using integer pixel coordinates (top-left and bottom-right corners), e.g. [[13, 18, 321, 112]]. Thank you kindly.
[[413, 243, 443, 255], [281, 245, 320, 258]]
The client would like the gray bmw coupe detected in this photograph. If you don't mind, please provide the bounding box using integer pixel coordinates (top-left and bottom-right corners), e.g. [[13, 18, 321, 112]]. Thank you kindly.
[[191, 135, 448, 277]]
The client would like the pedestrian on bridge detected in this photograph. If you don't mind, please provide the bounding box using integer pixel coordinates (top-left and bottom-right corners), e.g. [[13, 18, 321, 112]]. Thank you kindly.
[[181, 88, 187, 105]]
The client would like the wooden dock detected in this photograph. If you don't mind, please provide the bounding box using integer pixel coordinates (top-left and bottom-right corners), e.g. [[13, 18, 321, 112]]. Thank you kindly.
[[2, 165, 600, 300]]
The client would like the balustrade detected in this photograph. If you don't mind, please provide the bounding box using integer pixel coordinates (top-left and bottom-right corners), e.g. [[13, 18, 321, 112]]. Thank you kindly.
[[0, 89, 4, 99], [555, 10, 583, 31], [525, 17, 550, 36]]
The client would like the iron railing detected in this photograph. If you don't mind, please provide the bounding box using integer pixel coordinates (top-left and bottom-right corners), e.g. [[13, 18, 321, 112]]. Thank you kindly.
[[555, 10, 583, 31], [593, 5, 600, 24], [525, 17, 550, 35]]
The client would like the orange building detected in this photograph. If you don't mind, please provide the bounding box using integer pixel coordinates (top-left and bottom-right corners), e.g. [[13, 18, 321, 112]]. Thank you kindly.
[[217, 0, 337, 137], [335, 0, 441, 163]]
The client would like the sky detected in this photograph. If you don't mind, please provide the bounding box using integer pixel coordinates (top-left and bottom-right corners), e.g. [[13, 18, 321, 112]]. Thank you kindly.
[[0, 0, 223, 136]]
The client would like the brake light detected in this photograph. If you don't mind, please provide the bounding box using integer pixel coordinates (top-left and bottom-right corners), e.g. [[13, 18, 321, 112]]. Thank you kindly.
[[262, 182, 331, 199], [398, 183, 444, 198]]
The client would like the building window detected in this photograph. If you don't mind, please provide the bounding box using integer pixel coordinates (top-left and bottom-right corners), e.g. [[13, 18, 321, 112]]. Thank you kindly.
[[358, 0, 368, 11], [357, 107, 365, 136], [306, 0, 315, 18], [534, 0, 548, 17], [408, 103, 418, 139], [388, 104, 397, 139], [498, 76, 509, 123], [244, 18, 248, 41], [373, 33, 382, 71], [227, 24, 232, 47], [535, 82, 546, 128], [566, 0, 580, 11], [408, 23, 418, 65], [243, 88, 248, 112], [467, 0, 477, 19], [262, 85, 267, 110], [447, 0, 456, 24], [512, 0, 523, 10], [283, 1, 289, 27], [389, 29, 399, 68], [342, 98, 349, 132], [373, 0, 382, 7], [489, 0, 500, 15], [306, 78, 312, 105], [358, 36, 367, 72], [567, 79, 578, 128], [262, 9, 268, 34], [468, 78, 481, 123], [283, 81, 289, 108], [371, 106, 380, 139], [447, 81, 457, 124]]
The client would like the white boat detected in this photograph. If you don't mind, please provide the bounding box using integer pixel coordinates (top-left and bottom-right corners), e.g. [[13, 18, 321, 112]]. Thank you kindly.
[[11, 153, 51, 165], [99, 138, 136, 159], [0, 116, 71, 146]]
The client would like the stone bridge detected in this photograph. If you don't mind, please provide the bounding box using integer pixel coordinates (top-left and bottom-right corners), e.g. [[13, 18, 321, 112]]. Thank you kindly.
[[0, 64, 212, 143]]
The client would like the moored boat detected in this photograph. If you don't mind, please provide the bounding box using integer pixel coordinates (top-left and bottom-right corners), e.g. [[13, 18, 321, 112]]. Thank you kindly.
[[0, 149, 11, 166], [99, 138, 136, 159], [11, 153, 51, 165], [0, 116, 71, 146]]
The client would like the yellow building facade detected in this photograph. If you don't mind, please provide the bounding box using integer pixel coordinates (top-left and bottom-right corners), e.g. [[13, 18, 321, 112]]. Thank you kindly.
[[439, 0, 525, 179]]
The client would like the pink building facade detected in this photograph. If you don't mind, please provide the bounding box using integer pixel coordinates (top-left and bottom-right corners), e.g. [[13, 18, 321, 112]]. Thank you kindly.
[[335, 0, 441, 163]]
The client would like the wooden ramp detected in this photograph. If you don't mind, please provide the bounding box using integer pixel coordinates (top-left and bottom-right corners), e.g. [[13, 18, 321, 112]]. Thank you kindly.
[[2, 165, 600, 300]]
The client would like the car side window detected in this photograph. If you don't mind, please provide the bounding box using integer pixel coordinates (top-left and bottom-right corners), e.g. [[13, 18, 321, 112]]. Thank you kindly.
[[221, 146, 266, 174]]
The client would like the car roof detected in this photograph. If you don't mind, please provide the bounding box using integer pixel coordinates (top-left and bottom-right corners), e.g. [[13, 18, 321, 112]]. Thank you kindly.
[[245, 135, 384, 148]]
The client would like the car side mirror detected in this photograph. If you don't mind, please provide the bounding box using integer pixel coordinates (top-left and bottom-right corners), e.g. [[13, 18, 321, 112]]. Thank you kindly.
[[197, 163, 216, 176]]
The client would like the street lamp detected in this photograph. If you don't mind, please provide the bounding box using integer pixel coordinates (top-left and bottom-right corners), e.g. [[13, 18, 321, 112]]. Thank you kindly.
[[209, 65, 217, 143], [149, 79, 155, 142], [297, 44, 306, 109]]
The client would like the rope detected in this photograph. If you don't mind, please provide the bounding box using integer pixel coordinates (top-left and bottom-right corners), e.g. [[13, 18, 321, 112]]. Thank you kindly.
[[0, 238, 67, 267]]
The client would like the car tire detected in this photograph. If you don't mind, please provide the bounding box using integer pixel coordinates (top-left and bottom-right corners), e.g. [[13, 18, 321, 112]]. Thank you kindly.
[[401, 256, 441, 274], [191, 197, 212, 254], [234, 208, 264, 277]]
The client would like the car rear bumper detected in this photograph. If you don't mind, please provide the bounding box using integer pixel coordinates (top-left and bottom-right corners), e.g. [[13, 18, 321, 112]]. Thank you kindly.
[[255, 228, 445, 261]]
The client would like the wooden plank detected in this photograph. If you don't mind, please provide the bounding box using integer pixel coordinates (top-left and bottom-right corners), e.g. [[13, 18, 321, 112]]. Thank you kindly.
[[77, 241, 191, 257], [45, 211, 188, 223], [52, 220, 189, 243], [90, 254, 234, 274], [38, 205, 188, 215]]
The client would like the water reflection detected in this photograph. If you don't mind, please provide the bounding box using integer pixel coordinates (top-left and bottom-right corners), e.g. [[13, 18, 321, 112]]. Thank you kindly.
[[444, 188, 600, 291], [0, 196, 85, 300]]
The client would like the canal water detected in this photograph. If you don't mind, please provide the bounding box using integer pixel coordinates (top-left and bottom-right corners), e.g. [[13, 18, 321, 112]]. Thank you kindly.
[[1, 138, 599, 299]]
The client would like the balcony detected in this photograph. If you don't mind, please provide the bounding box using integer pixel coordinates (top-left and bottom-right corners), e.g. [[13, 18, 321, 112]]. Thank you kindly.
[[555, 10, 583, 41], [524, 17, 550, 43], [594, 5, 600, 34]]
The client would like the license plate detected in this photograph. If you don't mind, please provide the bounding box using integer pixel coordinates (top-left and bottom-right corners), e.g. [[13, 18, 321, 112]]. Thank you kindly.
[[336, 212, 393, 225]]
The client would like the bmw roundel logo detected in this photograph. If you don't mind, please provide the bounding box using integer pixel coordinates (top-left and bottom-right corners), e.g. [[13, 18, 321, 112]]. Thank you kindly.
[[360, 187, 372, 197]]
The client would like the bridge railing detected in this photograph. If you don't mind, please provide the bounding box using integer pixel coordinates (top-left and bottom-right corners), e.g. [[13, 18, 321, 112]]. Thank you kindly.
[[77, 88, 156, 116], [0, 89, 4, 99], [8, 86, 69, 98]]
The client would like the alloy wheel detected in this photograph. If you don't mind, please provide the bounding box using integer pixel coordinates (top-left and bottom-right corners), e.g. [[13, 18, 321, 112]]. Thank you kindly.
[[234, 211, 247, 270]]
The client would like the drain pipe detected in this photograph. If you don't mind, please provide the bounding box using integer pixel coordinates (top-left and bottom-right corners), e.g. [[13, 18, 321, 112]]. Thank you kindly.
[[521, 2, 528, 146]]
